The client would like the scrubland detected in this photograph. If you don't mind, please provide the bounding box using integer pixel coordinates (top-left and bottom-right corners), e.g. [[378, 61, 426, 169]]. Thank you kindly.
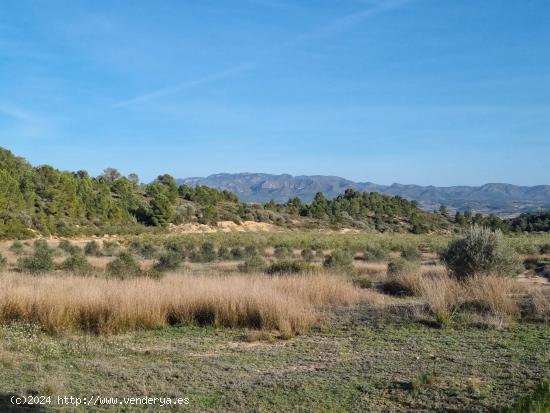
[[0, 228, 549, 411]]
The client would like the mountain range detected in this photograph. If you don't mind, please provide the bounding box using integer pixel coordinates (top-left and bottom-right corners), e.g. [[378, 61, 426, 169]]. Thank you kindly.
[[179, 173, 550, 217]]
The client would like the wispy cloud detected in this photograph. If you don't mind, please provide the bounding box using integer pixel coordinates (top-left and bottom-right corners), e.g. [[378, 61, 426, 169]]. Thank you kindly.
[[278, 0, 414, 49], [0, 103, 35, 122], [113, 0, 414, 108], [0, 102, 59, 139], [113, 64, 254, 108]]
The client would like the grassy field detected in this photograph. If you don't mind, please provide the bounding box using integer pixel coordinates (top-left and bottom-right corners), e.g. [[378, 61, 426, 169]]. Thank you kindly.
[[0, 303, 548, 412], [0, 231, 548, 412]]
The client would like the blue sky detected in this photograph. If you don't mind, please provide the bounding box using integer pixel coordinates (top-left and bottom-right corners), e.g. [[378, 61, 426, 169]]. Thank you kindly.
[[0, 0, 549, 185]]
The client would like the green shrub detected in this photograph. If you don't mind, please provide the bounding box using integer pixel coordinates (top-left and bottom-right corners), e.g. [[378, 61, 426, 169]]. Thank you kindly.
[[201, 242, 216, 260], [440, 226, 522, 279], [540, 243, 550, 255], [17, 240, 54, 274], [106, 252, 141, 278], [84, 240, 102, 257], [301, 248, 315, 262], [164, 238, 187, 255], [217, 246, 231, 260], [61, 253, 94, 275], [230, 247, 244, 260], [400, 245, 421, 262], [196, 242, 216, 262], [323, 249, 354, 272], [363, 245, 388, 261], [129, 239, 160, 259], [515, 242, 540, 256], [387, 257, 420, 276], [154, 250, 183, 272], [266, 260, 309, 275], [238, 255, 267, 273], [9, 241, 25, 255], [58, 239, 81, 255], [504, 380, 550, 413], [274, 246, 291, 259], [58, 239, 72, 252], [244, 245, 258, 258], [102, 240, 120, 256]]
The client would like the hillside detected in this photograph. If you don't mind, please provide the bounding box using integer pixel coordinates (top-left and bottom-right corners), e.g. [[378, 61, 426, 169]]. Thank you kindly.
[[180, 173, 550, 217], [0, 147, 453, 238]]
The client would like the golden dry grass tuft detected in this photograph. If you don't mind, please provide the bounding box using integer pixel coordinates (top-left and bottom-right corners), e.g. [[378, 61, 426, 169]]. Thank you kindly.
[[417, 274, 529, 325], [417, 274, 463, 324], [463, 276, 523, 320], [0, 272, 373, 335], [523, 286, 550, 321], [377, 266, 442, 296]]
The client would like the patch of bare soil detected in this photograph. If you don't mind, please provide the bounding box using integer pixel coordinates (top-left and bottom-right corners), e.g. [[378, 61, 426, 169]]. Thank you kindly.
[[168, 220, 279, 234]]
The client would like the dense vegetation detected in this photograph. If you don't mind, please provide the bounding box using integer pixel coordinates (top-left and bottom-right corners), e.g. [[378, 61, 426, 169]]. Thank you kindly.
[[0, 147, 454, 238], [454, 209, 550, 233], [440, 225, 521, 279], [1, 146, 548, 238], [509, 211, 550, 232], [264, 189, 448, 233]]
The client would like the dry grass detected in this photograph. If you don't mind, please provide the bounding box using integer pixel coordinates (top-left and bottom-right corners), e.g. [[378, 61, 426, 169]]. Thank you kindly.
[[0, 272, 371, 335], [524, 286, 550, 321], [85, 255, 114, 269], [354, 261, 387, 275], [213, 260, 241, 273], [463, 276, 523, 320], [417, 274, 529, 325], [378, 266, 442, 296], [417, 274, 463, 324]]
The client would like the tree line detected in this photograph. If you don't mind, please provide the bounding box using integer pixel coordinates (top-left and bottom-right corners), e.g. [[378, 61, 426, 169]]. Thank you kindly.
[[1, 146, 547, 238]]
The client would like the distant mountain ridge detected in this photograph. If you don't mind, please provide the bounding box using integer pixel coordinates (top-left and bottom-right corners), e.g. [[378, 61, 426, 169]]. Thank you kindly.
[[178, 173, 550, 217]]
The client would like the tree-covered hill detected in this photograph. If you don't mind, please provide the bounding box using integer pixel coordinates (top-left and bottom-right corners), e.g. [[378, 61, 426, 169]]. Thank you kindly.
[[509, 211, 550, 232], [180, 173, 550, 216], [0, 147, 460, 238]]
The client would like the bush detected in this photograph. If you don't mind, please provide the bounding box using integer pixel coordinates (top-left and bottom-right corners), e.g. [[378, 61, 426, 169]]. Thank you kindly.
[[440, 226, 521, 279], [17, 240, 54, 274], [244, 245, 258, 258], [217, 246, 231, 260], [102, 240, 120, 257], [58, 239, 74, 253], [106, 252, 141, 279], [540, 243, 550, 255], [129, 239, 160, 259], [323, 249, 354, 272], [9, 241, 25, 255], [363, 245, 388, 262], [230, 247, 244, 260], [154, 250, 183, 272], [238, 255, 267, 273], [61, 253, 94, 275], [201, 242, 217, 262], [387, 257, 420, 276], [266, 260, 309, 275], [400, 245, 421, 262], [301, 248, 315, 262], [84, 241, 102, 257], [164, 238, 187, 255], [274, 246, 291, 259]]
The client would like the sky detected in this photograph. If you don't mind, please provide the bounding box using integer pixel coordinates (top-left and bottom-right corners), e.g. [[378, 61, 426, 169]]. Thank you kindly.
[[0, 0, 549, 186]]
